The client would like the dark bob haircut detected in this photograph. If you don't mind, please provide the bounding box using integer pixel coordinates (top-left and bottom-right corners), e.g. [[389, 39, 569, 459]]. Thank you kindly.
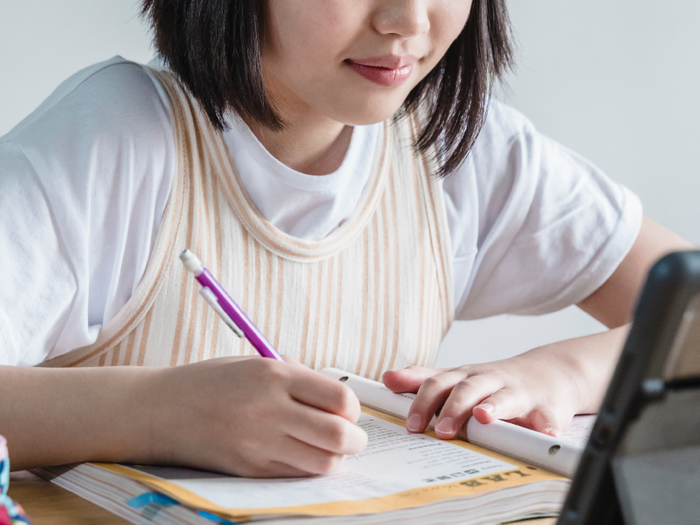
[[141, 0, 513, 177]]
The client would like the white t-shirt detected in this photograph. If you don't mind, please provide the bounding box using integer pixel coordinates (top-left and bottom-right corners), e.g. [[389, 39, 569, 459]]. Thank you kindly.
[[0, 57, 642, 367]]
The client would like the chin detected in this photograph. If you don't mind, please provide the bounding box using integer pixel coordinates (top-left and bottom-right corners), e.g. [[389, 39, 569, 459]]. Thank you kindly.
[[342, 115, 396, 126], [331, 102, 407, 127]]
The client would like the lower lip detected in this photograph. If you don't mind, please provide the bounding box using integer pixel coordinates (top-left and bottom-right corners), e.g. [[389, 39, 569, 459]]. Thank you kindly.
[[347, 61, 414, 87]]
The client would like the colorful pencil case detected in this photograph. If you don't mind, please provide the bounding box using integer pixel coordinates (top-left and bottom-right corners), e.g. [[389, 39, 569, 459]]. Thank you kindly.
[[0, 436, 31, 525]]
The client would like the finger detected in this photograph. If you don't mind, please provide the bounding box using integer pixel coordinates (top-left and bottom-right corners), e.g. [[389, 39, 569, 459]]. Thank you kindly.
[[405, 369, 470, 434], [382, 366, 445, 393], [502, 417, 534, 430], [529, 408, 567, 437], [285, 402, 368, 456], [289, 370, 361, 422], [244, 460, 311, 479], [277, 435, 346, 476], [433, 374, 503, 439], [472, 388, 533, 425]]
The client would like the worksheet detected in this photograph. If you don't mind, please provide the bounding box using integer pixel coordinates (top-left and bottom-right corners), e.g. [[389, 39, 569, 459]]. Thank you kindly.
[[129, 413, 515, 510]]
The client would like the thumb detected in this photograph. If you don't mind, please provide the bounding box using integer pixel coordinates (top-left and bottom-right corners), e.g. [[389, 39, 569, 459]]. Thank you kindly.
[[382, 365, 444, 393], [472, 388, 531, 425], [472, 391, 563, 437], [529, 408, 564, 437]]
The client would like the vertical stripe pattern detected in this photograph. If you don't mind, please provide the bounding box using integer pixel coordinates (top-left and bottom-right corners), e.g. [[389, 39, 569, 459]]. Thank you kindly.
[[40, 70, 454, 379]]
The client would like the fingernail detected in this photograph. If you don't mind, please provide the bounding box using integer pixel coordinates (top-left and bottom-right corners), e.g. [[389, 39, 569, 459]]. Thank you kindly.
[[544, 427, 560, 438], [407, 414, 423, 432], [477, 403, 494, 414], [436, 417, 455, 436]]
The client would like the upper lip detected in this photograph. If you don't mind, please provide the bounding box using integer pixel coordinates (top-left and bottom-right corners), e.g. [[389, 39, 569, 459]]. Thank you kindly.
[[348, 55, 419, 69]]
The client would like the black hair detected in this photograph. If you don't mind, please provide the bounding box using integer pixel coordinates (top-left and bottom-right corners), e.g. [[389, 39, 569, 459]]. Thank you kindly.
[[140, 0, 514, 177]]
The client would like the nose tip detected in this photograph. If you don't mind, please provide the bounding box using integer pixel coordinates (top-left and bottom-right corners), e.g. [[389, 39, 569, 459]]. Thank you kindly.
[[374, 6, 430, 38]]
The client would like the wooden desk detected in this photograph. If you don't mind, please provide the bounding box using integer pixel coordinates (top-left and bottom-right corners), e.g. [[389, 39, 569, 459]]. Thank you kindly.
[[8, 470, 556, 524], [8, 471, 127, 524]]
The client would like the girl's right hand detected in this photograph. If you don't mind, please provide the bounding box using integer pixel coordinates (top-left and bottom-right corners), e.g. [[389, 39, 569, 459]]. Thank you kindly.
[[146, 356, 367, 477]]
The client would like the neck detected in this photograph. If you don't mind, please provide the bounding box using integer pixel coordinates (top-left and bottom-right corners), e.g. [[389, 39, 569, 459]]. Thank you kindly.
[[247, 111, 353, 176], [245, 69, 354, 176]]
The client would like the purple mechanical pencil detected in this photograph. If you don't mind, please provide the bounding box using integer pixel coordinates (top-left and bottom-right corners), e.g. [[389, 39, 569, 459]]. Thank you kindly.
[[179, 249, 285, 361]]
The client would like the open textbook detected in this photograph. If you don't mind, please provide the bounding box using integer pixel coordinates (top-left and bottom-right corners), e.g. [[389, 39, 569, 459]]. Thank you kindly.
[[33, 368, 594, 524], [322, 368, 595, 478]]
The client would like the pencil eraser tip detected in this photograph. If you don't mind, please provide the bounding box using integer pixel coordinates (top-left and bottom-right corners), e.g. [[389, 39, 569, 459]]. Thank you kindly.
[[179, 249, 203, 274]]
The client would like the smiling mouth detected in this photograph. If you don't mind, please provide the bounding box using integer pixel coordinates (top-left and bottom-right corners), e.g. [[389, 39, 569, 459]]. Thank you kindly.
[[346, 60, 414, 87]]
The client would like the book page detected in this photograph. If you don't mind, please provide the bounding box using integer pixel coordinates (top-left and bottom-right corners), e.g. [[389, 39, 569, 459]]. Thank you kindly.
[[321, 368, 596, 478], [123, 413, 516, 513], [466, 415, 595, 477], [96, 369, 569, 518], [560, 415, 596, 447]]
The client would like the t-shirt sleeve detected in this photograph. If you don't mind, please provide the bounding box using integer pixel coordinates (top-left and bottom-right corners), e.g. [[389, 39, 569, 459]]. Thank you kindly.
[[446, 101, 643, 320], [0, 57, 175, 366], [0, 142, 79, 366]]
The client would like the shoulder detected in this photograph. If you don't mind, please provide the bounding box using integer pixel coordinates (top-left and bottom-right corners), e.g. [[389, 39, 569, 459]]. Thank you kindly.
[[480, 99, 536, 137], [463, 99, 540, 188], [0, 56, 177, 282], [0, 56, 175, 226], [441, 100, 543, 252], [442, 99, 541, 196], [3, 55, 173, 157], [443, 101, 643, 319], [0, 58, 177, 363]]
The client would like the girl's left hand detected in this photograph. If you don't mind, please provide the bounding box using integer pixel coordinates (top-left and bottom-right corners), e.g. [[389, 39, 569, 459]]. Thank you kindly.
[[386, 217, 696, 440], [382, 343, 595, 440]]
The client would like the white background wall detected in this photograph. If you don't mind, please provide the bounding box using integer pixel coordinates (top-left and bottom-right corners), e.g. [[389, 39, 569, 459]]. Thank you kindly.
[[439, 0, 700, 367], [1, 1, 698, 367]]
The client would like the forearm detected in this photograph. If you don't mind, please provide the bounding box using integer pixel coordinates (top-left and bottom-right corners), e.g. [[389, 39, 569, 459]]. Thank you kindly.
[[0, 365, 158, 471], [0, 358, 368, 478], [524, 325, 630, 415]]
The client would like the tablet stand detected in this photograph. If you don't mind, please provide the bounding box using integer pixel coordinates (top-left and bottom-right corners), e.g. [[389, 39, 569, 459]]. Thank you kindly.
[[558, 250, 700, 525]]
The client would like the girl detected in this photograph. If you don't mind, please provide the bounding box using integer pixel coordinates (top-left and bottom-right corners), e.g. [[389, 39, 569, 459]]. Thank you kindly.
[[0, 0, 692, 478]]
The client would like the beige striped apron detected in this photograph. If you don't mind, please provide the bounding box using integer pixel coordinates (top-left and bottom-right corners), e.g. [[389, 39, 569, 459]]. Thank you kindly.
[[40, 69, 454, 381]]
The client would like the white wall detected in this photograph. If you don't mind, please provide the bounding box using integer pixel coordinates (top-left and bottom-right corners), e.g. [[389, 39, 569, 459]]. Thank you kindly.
[[438, 0, 700, 367], [0, 1, 152, 136], [2, 1, 698, 368]]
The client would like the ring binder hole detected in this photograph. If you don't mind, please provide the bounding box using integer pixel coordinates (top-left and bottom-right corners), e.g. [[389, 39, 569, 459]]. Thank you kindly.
[[548, 445, 561, 455]]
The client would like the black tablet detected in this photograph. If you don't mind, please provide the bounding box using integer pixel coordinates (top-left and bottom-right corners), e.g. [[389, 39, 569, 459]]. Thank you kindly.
[[558, 250, 700, 525]]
